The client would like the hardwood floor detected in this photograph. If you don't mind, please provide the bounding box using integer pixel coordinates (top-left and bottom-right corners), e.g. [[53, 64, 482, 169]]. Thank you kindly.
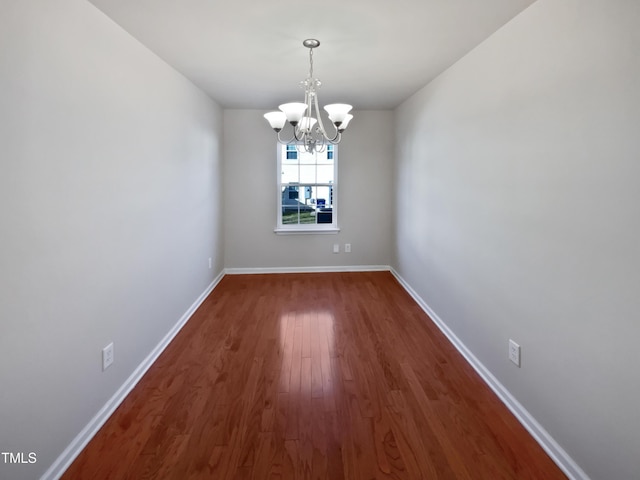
[[63, 272, 566, 479]]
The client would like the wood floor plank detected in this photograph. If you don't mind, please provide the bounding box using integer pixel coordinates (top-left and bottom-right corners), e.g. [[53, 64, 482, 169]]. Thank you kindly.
[[62, 272, 567, 479], [400, 362, 474, 480], [386, 389, 444, 479]]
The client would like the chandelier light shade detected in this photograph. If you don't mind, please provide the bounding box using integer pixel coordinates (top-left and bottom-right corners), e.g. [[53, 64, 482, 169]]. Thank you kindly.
[[264, 39, 353, 153]]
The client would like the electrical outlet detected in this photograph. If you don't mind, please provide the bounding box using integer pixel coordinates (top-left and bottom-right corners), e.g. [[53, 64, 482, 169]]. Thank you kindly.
[[102, 342, 114, 371], [344, 243, 351, 253], [208, 257, 212, 269], [508, 339, 521, 367], [333, 244, 340, 253]]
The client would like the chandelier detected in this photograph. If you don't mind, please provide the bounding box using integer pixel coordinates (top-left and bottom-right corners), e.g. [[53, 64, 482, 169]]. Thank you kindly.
[[264, 39, 353, 153]]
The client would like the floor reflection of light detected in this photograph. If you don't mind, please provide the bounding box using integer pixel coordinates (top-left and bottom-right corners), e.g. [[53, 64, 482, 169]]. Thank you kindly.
[[278, 309, 335, 397]]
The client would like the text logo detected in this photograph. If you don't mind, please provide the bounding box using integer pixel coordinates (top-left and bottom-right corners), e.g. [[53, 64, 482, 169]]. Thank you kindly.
[[1, 452, 37, 464]]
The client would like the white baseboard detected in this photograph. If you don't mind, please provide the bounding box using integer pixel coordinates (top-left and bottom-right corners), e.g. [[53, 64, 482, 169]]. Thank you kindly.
[[41, 270, 226, 480], [225, 265, 391, 275], [389, 268, 589, 480]]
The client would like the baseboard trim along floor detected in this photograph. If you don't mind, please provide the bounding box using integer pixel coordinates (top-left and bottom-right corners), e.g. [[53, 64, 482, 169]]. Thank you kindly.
[[224, 265, 390, 275]]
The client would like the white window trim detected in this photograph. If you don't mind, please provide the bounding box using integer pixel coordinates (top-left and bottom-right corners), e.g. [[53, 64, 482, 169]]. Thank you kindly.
[[275, 143, 339, 234], [274, 226, 340, 235]]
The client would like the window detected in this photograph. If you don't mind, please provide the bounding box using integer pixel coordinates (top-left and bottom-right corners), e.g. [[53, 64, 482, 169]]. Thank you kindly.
[[276, 144, 338, 233]]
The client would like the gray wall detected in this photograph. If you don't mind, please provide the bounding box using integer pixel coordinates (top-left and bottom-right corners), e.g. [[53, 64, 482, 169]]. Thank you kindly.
[[3, 0, 637, 478], [0, 1, 224, 479], [223, 109, 394, 269], [393, 1, 640, 479]]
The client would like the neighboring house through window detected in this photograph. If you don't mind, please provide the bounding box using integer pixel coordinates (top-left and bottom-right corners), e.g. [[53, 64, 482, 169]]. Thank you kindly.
[[276, 144, 338, 233]]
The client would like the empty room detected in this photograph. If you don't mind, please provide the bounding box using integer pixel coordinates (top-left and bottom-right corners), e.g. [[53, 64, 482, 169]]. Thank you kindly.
[[1, 0, 638, 479]]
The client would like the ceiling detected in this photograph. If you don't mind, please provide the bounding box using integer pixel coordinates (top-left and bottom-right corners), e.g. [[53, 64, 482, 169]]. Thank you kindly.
[[87, 0, 536, 110]]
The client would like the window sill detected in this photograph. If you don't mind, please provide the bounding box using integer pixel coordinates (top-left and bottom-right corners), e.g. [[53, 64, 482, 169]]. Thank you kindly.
[[274, 226, 340, 235]]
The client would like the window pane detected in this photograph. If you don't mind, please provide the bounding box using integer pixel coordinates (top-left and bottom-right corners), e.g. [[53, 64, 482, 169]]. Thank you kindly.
[[317, 165, 333, 183], [282, 208, 316, 225], [282, 184, 299, 225], [315, 186, 331, 208], [301, 211, 316, 224], [284, 185, 299, 200], [317, 208, 332, 224], [281, 164, 298, 183], [299, 165, 316, 184], [282, 210, 300, 224], [286, 144, 298, 160], [298, 150, 316, 164]]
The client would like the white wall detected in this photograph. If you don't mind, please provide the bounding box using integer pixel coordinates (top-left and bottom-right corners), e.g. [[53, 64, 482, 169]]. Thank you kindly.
[[0, 1, 223, 479], [394, 1, 640, 479], [223, 109, 394, 269]]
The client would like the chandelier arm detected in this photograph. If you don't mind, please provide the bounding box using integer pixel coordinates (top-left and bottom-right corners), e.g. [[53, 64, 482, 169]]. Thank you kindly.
[[324, 125, 341, 143], [311, 89, 343, 143], [323, 131, 340, 143], [276, 129, 297, 144], [313, 89, 331, 139], [311, 121, 324, 152], [315, 133, 327, 153]]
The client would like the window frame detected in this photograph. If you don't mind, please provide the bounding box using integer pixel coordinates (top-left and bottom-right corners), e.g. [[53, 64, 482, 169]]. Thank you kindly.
[[275, 143, 339, 234]]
